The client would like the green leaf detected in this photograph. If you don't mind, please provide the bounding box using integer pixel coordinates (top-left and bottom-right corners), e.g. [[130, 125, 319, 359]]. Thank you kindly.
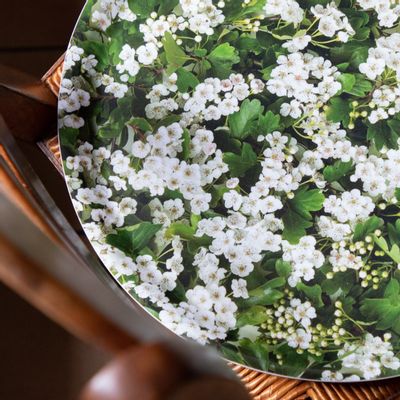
[[224, 0, 266, 20], [162, 32, 190, 75], [326, 97, 351, 126], [208, 43, 240, 78], [228, 99, 264, 139], [296, 283, 324, 308], [275, 259, 291, 278], [210, 184, 230, 208], [182, 129, 191, 160], [385, 279, 400, 298], [106, 222, 162, 255], [240, 340, 269, 371], [331, 42, 371, 68], [165, 222, 212, 247], [275, 345, 309, 377], [257, 111, 281, 135], [176, 68, 199, 92], [282, 210, 313, 244], [353, 216, 384, 241], [321, 270, 354, 298], [128, 0, 157, 15], [223, 143, 258, 177], [237, 306, 268, 328], [127, 117, 153, 133], [323, 160, 353, 183], [388, 221, 400, 246], [97, 122, 122, 139], [367, 120, 398, 150], [261, 65, 274, 80], [101, 161, 112, 180], [193, 48, 207, 57], [165, 223, 195, 240], [361, 279, 400, 334], [374, 236, 400, 264], [241, 277, 285, 306], [346, 74, 373, 97], [289, 187, 325, 220], [237, 34, 263, 54], [59, 127, 79, 152], [282, 187, 325, 243], [387, 119, 400, 145], [158, 0, 178, 14], [78, 41, 110, 70], [220, 343, 244, 364], [338, 73, 356, 93]]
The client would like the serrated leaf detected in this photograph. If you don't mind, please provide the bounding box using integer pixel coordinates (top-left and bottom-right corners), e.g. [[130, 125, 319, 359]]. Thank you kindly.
[[128, 0, 157, 15], [162, 32, 190, 75], [241, 277, 285, 306], [331, 42, 371, 68], [228, 99, 264, 139], [208, 43, 240, 78], [282, 209, 313, 244], [374, 235, 400, 263], [338, 73, 356, 93], [237, 306, 268, 328], [97, 122, 122, 139], [282, 187, 324, 243], [127, 117, 153, 133], [361, 279, 400, 334], [275, 259, 291, 278], [106, 222, 162, 254], [158, 0, 178, 14], [353, 216, 383, 241], [326, 97, 351, 126], [176, 68, 199, 92], [223, 143, 258, 177], [367, 120, 398, 150], [290, 187, 325, 219], [165, 222, 212, 247], [347, 74, 373, 97], [240, 339, 269, 371], [297, 283, 324, 308], [258, 111, 281, 135], [323, 160, 353, 183]]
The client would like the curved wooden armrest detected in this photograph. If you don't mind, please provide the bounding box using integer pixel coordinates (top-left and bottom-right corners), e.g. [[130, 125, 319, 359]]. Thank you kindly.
[[80, 344, 250, 400], [0, 63, 57, 142]]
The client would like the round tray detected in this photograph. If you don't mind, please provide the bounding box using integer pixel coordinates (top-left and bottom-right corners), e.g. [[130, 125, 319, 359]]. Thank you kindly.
[[57, 0, 400, 385]]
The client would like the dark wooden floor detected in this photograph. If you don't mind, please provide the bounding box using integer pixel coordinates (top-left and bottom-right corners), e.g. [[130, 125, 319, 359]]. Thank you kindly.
[[0, 0, 85, 77], [0, 2, 109, 399]]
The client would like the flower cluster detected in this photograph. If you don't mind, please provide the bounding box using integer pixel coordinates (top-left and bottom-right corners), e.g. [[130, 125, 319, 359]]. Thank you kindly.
[[59, 0, 400, 382], [267, 52, 341, 120], [146, 73, 265, 125], [311, 3, 355, 42], [357, 0, 400, 27], [282, 237, 324, 287], [338, 333, 400, 380], [264, 0, 304, 25], [91, 0, 136, 31]]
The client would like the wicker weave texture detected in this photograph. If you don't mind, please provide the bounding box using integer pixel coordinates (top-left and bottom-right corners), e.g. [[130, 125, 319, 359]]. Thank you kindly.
[[44, 59, 400, 400]]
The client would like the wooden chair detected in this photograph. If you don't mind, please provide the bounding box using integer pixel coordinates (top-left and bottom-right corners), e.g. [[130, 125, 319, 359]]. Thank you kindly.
[[1, 58, 400, 400]]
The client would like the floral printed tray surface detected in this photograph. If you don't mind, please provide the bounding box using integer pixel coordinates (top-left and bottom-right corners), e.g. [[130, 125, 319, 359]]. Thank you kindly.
[[59, 0, 400, 382]]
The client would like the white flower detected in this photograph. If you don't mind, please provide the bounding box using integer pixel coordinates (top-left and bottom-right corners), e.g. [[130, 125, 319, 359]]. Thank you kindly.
[[137, 43, 158, 65], [288, 329, 312, 349], [231, 279, 249, 298]]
